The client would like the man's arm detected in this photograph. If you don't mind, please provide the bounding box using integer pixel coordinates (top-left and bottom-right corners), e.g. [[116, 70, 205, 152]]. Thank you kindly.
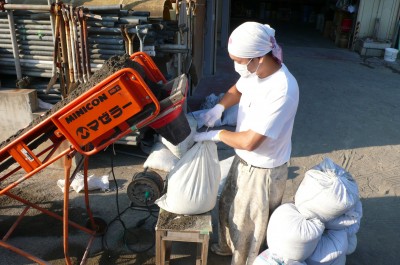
[[219, 84, 241, 110], [219, 129, 266, 151]]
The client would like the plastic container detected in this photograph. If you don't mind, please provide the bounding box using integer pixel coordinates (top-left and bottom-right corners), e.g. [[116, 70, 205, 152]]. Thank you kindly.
[[384, 48, 399, 62], [341, 18, 352, 32]]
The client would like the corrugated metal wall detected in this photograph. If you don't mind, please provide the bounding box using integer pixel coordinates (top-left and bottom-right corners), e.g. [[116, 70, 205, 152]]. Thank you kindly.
[[357, 0, 400, 41]]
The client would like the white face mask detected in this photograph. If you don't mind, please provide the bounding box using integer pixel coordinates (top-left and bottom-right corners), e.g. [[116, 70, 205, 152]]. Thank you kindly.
[[234, 58, 253, 78]]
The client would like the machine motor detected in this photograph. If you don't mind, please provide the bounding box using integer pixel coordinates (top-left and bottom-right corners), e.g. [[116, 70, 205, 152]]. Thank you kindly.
[[127, 169, 164, 207]]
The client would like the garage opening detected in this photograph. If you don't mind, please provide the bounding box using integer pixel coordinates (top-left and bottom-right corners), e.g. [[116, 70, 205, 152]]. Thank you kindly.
[[230, 0, 359, 48]]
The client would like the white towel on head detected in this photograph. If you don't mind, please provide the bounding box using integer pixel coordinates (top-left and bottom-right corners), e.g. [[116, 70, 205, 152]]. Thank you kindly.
[[228, 22, 283, 63]]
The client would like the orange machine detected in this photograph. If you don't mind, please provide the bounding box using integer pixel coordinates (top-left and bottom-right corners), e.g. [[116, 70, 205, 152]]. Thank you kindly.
[[0, 52, 189, 264]]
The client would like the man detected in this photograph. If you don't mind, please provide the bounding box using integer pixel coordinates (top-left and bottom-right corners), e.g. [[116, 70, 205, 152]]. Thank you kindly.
[[193, 22, 299, 265]]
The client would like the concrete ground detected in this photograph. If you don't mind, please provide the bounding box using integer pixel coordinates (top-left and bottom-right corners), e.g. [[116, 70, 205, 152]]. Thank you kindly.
[[1, 22, 400, 265]]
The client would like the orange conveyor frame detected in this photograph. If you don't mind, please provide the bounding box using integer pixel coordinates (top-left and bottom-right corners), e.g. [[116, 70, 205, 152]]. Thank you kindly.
[[0, 52, 168, 264]]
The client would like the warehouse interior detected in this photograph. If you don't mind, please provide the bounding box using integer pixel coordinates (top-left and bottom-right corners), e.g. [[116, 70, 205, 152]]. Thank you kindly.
[[225, 0, 359, 49], [198, 0, 363, 78]]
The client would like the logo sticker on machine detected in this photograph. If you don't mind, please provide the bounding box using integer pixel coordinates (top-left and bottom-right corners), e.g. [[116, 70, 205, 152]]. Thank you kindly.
[[74, 102, 133, 139], [58, 77, 147, 146]]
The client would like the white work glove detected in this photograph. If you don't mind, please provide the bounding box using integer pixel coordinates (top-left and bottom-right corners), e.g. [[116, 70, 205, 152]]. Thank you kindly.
[[200, 104, 225, 127], [193, 130, 222, 142]]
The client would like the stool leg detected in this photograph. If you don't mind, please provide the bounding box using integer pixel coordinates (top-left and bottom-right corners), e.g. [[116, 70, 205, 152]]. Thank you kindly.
[[201, 234, 210, 265], [164, 241, 172, 264], [155, 230, 162, 265], [196, 242, 202, 265]]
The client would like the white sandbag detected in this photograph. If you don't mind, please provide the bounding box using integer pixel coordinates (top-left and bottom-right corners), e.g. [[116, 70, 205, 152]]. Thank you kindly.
[[218, 156, 235, 196], [143, 141, 179, 172], [306, 229, 348, 265], [155, 142, 221, 215], [295, 158, 359, 222], [267, 203, 325, 261], [325, 200, 362, 235], [160, 114, 197, 159], [253, 249, 307, 265], [346, 234, 357, 255]]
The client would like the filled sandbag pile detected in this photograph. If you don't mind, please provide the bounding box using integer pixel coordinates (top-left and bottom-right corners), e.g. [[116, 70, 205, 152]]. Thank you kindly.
[[295, 158, 360, 223], [267, 203, 325, 262], [306, 229, 348, 265], [324, 199, 363, 256], [255, 158, 362, 265]]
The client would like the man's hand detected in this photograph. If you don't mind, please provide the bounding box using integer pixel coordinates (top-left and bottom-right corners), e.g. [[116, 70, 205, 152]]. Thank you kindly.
[[200, 104, 225, 127], [193, 130, 222, 142]]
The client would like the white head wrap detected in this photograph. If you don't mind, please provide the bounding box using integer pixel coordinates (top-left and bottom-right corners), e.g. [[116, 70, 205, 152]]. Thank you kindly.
[[228, 22, 283, 63]]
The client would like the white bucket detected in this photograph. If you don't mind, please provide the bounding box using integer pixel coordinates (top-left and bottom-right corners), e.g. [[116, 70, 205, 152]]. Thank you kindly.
[[384, 48, 399, 62]]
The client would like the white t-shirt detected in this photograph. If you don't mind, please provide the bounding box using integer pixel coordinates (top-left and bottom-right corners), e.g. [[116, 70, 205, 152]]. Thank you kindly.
[[235, 64, 299, 168]]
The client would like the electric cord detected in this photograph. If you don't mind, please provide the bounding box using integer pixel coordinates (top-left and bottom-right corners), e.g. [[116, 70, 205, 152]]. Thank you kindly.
[[100, 144, 159, 255], [123, 199, 158, 253]]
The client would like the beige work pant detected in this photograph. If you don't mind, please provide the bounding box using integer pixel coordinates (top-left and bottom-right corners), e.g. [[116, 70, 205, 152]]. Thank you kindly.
[[217, 155, 288, 265]]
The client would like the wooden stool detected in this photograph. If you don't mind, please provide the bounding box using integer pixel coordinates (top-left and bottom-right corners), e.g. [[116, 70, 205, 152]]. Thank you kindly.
[[155, 209, 212, 265]]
